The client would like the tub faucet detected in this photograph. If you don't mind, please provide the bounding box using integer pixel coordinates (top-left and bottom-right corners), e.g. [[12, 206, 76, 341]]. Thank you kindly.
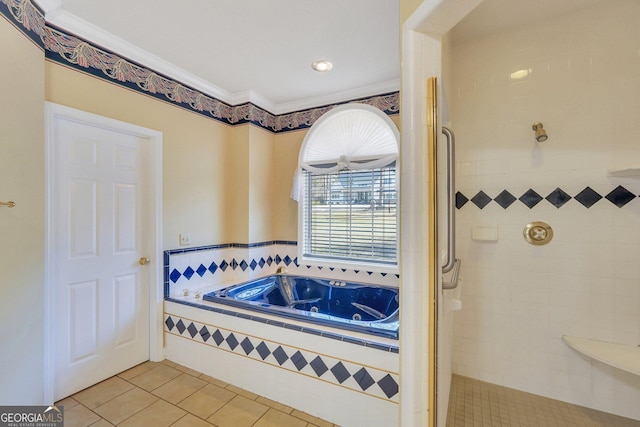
[[276, 266, 287, 274]]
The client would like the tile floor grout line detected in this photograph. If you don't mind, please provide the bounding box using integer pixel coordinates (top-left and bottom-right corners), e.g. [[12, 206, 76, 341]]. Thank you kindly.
[[61, 359, 337, 427], [123, 363, 216, 426], [446, 374, 640, 427]]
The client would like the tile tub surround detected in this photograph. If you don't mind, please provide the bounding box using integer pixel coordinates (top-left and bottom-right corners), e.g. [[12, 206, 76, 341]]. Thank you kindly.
[[164, 241, 400, 298], [164, 300, 399, 427], [163, 242, 400, 425], [449, 0, 640, 421]]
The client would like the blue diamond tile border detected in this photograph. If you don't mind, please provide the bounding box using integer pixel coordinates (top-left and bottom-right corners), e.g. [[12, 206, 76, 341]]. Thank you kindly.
[[574, 186, 603, 208], [163, 242, 401, 302], [196, 264, 207, 277], [164, 314, 400, 402], [455, 192, 469, 209], [457, 186, 638, 210], [291, 351, 308, 371], [471, 191, 492, 209], [546, 187, 572, 208], [494, 190, 516, 209], [519, 189, 543, 209], [311, 356, 329, 377], [606, 185, 637, 207], [330, 362, 351, 384]]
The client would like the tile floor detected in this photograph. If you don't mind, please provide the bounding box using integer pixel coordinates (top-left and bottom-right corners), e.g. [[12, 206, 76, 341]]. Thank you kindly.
[[446, 375, 640, 427], [60, 363, 640, 426], [57, 359, 337, 427]]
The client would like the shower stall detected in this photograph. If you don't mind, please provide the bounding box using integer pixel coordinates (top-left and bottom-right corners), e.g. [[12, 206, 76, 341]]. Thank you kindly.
[[401, 0, 640, 425]]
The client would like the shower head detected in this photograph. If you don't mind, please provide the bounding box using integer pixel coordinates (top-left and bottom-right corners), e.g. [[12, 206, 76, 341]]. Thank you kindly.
[[532, 122, 548, 142]]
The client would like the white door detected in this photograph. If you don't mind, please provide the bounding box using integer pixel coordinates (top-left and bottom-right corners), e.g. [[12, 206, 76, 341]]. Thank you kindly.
[[51, 112, 152, 400]]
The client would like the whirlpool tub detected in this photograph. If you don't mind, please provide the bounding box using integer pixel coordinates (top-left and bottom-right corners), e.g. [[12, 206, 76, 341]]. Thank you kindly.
[[203, 274, 399, 339]]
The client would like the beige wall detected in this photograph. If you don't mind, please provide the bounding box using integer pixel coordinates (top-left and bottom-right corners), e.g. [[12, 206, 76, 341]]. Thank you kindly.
[[0, 19, 45, 404], [272, 129, 306, 241], [46, 62, 233, 248], [226, 125, 250, 243], [43, 63, 332, 247], [45, 63, 400, 248], [247, 125, 275, 242]]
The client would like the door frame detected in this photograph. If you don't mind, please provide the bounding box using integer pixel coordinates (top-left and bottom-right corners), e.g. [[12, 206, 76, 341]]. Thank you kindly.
[[43, 102, 163, 403], [399, 1, 480, 426]]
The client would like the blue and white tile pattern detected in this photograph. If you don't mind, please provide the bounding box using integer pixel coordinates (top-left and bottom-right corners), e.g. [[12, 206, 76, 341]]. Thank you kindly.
[[164, 313, 400, 402], [457, 185, 639, 210]]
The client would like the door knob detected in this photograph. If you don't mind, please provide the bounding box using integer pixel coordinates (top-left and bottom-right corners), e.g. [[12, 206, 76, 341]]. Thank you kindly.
[[138, 257, 150, 265]]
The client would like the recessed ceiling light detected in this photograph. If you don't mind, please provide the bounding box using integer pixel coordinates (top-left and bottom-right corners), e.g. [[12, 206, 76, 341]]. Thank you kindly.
[[510, 68, 531, 80], [311, 60, 333, 72]]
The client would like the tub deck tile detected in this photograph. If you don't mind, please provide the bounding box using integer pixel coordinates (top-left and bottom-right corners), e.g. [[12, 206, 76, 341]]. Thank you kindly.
[[163, 310, 400, 405]]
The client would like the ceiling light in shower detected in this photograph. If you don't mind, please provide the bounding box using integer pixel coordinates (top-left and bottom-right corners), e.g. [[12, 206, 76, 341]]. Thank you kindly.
[[510, 68, 531, 80], [311, 60, 333, 72]]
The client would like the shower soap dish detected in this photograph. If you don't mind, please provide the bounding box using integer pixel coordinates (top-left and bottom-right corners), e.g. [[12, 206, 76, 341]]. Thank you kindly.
[[607, 167, 640, 178], [562, 335, 640, 376]]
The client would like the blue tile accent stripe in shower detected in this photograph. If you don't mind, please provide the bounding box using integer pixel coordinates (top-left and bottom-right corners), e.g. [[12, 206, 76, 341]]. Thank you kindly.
[[457, 185, 639, 210], [164, 312, 400, 401]]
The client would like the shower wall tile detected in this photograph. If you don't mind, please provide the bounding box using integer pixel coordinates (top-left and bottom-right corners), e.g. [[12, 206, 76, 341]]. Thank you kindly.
[[449, 0, 640, 421]]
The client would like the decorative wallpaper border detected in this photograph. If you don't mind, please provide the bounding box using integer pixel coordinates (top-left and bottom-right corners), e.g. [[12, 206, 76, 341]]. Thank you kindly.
[[0, 0, 45, 48], [1, 0, 399, 133], [164, 313, 400, 402], [456, 185, 639, 210]]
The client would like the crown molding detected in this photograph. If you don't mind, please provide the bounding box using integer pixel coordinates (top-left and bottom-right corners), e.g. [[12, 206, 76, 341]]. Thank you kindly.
[[229, 90, 276, 112], [44, 8, 235, 105], [33, 0, 60, 14], [272, 79, 401, 115], [38, 6, 398, 115]]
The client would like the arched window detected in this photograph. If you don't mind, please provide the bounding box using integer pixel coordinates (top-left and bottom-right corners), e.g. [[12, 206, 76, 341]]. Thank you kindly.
[[294, 104, 399, 272]]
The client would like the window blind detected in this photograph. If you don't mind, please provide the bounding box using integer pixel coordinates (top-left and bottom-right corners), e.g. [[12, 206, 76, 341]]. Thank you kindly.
[[302, 164, 397, 264]]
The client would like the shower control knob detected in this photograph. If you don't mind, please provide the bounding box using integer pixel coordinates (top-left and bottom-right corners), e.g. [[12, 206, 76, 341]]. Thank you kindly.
[[138, 256, 150, 265]]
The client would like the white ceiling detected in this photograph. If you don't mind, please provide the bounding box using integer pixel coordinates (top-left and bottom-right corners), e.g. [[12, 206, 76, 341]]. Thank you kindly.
[[35, 0, 607, 115], [451, 0, 606, 44], [37, 0, 400, 114]]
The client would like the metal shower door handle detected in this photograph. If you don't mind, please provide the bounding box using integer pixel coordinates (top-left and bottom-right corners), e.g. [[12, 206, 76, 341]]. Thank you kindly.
[[441, 126, 461, 289]]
